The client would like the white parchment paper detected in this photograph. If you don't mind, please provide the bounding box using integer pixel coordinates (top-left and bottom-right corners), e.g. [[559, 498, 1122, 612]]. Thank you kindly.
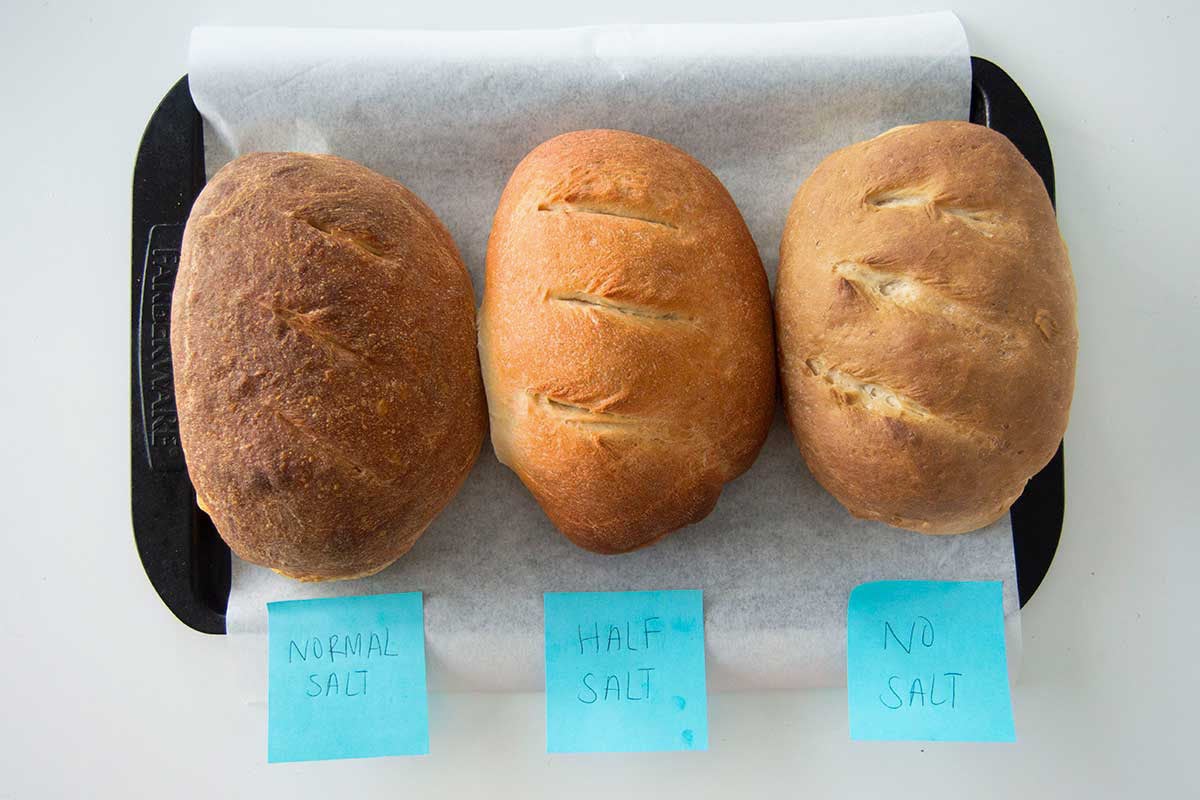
[[189, 13, 1022, 691]]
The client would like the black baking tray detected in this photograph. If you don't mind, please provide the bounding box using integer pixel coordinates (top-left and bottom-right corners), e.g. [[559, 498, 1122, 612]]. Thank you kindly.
[[132, 57, 1065, 634]]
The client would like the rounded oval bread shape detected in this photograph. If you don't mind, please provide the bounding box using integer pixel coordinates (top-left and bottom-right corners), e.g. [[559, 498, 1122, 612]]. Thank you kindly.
[[776, 121, 1077, 534], [171, 152, 487, 580], [479, 129, 776, 554]]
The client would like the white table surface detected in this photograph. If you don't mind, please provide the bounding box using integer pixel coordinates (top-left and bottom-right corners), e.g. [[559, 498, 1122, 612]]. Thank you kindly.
[[0, 0, 1193, 797]]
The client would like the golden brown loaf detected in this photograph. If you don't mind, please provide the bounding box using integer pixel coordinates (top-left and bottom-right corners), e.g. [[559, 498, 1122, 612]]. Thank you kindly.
[[776, 121, 1077, 534], [479, 129, 776, 554], [172, 152, 486, 580]]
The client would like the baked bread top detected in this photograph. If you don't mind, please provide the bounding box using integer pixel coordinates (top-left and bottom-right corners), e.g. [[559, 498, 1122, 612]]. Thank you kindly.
[[776, 121, 1077, 534], [480, 129, 776, 553], [172, 152, 486, 579]]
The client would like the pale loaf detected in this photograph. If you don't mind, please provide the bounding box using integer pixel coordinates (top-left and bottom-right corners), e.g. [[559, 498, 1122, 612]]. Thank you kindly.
[[776, 121, 1077, 534]]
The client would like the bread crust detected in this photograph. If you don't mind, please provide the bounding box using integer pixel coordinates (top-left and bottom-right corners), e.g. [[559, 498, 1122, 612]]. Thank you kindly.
[[480, 130, 775, 553], [776, 121, 1077, 534], [172, 152, 486, 580]]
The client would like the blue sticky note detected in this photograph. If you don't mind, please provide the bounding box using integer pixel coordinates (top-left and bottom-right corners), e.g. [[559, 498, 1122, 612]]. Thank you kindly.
[[544, 590, 708, 753], [847, 580, 1015, 742], [267, 592, 429, 762]]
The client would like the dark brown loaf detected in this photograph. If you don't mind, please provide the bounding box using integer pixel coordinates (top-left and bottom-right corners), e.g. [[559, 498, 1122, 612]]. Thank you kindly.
[[171, 152, 486, 580], [776, 121, 1077, 534], [479, 129, 776, 554]]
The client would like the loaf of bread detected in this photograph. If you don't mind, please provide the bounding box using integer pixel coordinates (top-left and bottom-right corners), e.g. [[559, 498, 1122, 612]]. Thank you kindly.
[[776, 121, 1076, 534], [479, 129, 775, 553], [172, 152, 486, 580]]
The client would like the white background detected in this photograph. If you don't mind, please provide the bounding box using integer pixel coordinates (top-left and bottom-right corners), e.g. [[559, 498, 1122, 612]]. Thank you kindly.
[[0, 0, 1193, 797]]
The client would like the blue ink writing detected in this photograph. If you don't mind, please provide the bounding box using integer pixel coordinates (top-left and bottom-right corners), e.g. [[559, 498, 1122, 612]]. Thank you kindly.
[[286, 627, 400, 699], [877, 616, 965, 711], [575, 616, 662, 703], [884, 616, 934, 654], [577, 617, 663, 655]]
